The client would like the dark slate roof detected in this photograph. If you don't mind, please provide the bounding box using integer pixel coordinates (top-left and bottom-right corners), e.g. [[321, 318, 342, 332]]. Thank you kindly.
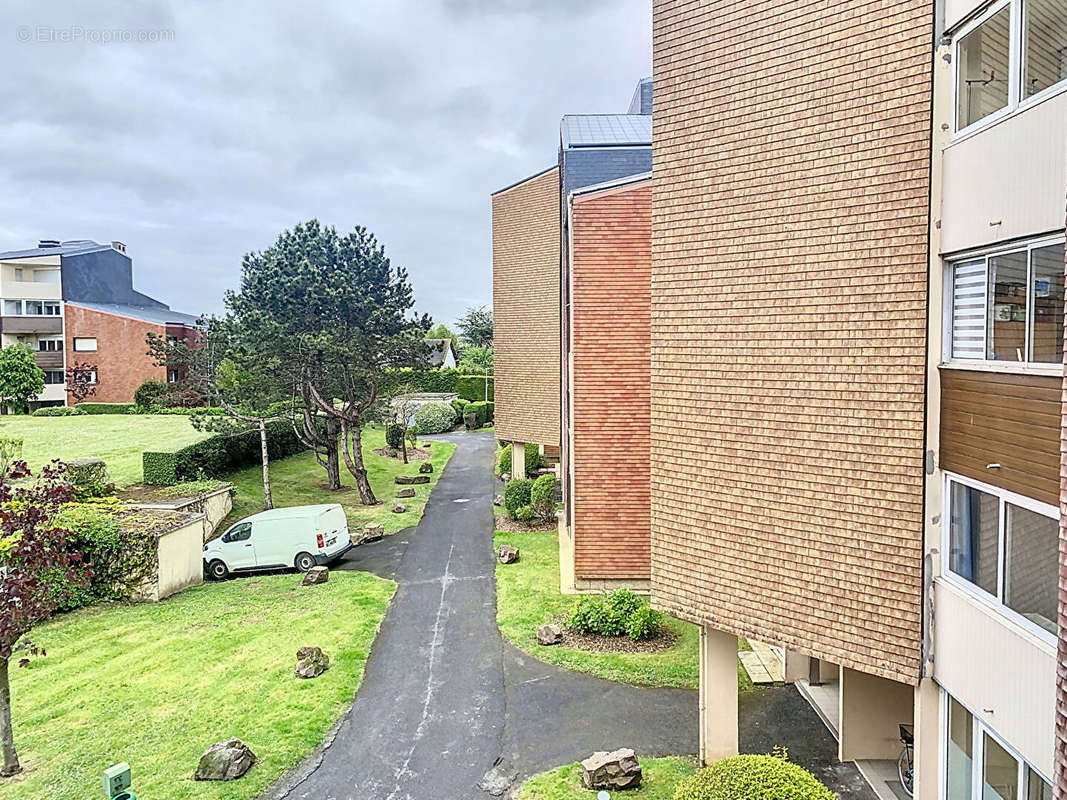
[[562, 146, 652, 198], [424, 338, 455, 367], [627, 78, 653, 115], [67, 301, 200, 326], [560, 114, 652, 148], [0, 240, 116, 260]]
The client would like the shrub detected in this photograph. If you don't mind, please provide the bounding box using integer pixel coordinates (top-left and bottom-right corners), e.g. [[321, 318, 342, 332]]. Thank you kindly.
[[625, 605, 662, 641], [566, 590, 663, 640], [32, 406, 80, 417], [134, 379, 168, 410], [451, 398, 469, 419], [76, 402, 137, 415], [464, 411, 478, 430], [467, 400, 492, 427], [385, 422, 406, 449], [530, 474, 557, 521], [514, 505, 535, 523], [413, 401, 457, 434], [496, 443, 542, 476], [153, 406, 226, 416], [672, 754, 835, 800], [455, 374, 494, 402], [503, 478, 533, 518], [65, 458, 115, 499], [569, 596, 609, 635]]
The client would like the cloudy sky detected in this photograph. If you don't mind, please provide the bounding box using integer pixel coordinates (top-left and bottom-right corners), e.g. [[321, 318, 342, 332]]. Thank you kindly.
[[0, 1, 650, 327]]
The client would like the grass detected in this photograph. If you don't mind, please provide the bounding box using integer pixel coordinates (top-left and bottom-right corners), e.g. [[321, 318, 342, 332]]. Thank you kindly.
[[518, 757, 699, 799], [223, 426, 455, 535], [0, 415, 210, 486], [5, 572, 395, 800], [495, 530, 753, 691]]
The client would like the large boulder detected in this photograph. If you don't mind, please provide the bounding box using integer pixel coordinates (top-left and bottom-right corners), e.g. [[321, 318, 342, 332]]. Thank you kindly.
[[580, 749, 642, 791], [396, 487, 416, 498], [497, 545, 519, 564], [295, 646, 330, 679], [419, 462, 434, 474], [194, 738, 256, 781], [395, 475, 431, 485], [301, 566, 328, 586], [536, 624, 562, 646], [353, 523, 384, 546]]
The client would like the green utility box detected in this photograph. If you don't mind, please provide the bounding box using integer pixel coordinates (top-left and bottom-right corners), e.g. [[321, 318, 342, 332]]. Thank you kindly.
[[102, 763, 133, 799]]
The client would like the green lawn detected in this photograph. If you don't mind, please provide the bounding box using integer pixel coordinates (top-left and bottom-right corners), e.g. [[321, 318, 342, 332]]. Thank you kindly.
[[518, 757, 699, 799], [5, 572, 394, 800], [0, 415, 210, 486], [223, 426, 455, 535], [495, 530, 752, 691]]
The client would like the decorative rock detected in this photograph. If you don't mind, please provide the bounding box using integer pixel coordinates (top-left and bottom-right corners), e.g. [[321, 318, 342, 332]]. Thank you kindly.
[[194, 738, 257, 781], [580, 749, 642, 791], [493, 495, 504, 507], [419, 462, 434, 474], [423, 443, 431, 448], [301, 566, 328, 586], [352, 523, 384, 546], [536, 623, 563, 646], [395, 475, 431, 485], [497, 545, 520, 564], [295, 645, 330, 679], [393, 503, 407, 514], [500, 473, 511, 483], [396, 487, 416, 498]]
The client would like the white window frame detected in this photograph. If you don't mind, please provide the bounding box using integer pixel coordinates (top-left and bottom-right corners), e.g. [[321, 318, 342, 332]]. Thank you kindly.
[[952, 0, 1067, 140], [72, 337, 97, 353], [942, 233, 1066, 375], [73, 369, 97, 386], [942, 472, 1058, 644], [37, 336, 62, 352], [939, 689, 1051, 800]]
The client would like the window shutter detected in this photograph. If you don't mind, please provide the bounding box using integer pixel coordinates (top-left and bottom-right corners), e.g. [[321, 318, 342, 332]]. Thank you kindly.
[[952, 260, 986, 359]]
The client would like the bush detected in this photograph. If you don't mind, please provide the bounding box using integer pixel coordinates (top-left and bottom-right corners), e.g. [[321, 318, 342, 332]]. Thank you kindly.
[[455, 374, 494, 402], [514, 505, 535, 523], [385, 422, 406, 449], [569, 596, 609, 635], [672, 755, 835, 800], [464, 411, 478, 430], [76, 402, 137, 415], [466, 400, 493, 428], [65, 458, 115, 499], [32, 406, 81, 417], [567, 590, 663, 641], [496, 442, 542, 476], [154, 406, 226, 416], [413, 401, 457, 435], [530, 474, 557, 521], [134, 379, 168, 410], [503, 478, 533, 518], [625, 605, 661, 641], [143, 419, 306, 485], [451, 398, 469, 419]]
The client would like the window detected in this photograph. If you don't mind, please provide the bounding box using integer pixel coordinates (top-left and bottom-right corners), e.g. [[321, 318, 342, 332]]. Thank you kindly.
[[223, 523, 251, 543], [72, 369, 97, 385], [43, 370, 63, 385], [73, 337, 97, 352], [23, 301, 43, 316], [13, 268, 23, 282], [2, 300, 20, 316], [33, 269, 60, 284], [945, 475, 1058, 635], [37, 338, 61, 352], [943, 693, 1051, 800], [955, 0, 1067, 133], [947, 240, 1065, 366], [167, 368, 180, 384]]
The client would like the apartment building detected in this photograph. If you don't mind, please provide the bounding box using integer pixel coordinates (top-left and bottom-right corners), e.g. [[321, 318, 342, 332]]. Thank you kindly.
[[0, 240, 198, 406]]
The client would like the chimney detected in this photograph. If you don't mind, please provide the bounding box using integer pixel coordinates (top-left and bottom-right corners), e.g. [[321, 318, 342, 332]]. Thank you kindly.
[[111, 241, 126, 253], [38, 239, 61, 248]]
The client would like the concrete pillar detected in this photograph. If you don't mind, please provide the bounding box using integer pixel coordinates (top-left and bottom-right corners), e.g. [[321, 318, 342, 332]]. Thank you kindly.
[[838, 666, 914, 761], [912, 677, 940, 800], [511, 441, 526, 479], [699, 625, 739, 764], [558, 514, 576, 594]]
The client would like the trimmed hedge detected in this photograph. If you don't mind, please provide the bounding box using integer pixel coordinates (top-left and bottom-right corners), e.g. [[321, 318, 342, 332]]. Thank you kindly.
[[672, 755, 835, 800], [530, 474, 557, 521], [466, 400, 494, 427], [382, 368, 494, 402], [455, 374, 493, 402], [32, 406, 80, 417], [143, 419, 306, 485], [75, 402, 137, 415], [497, 442, 542, 476], [503, 478, 533, 519]]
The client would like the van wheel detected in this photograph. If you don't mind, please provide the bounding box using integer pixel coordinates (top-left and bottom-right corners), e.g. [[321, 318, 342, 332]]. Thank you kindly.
[[294, 552, 316, 573], [208, 560, 229, 580]]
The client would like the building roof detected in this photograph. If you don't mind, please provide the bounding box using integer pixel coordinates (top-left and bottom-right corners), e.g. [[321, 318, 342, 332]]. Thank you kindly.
[[425, 338, 456, 367], [560, 114, 652, 149], [0, 240, 118, 260], [67, 301, 199, 326]]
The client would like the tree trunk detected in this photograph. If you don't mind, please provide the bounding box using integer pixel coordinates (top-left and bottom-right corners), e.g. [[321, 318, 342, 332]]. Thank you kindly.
[[258, 420, 273, 510], [0, 657, 21, 777], [341, 420, 377, 505], [324, 418, 342, 491], [401, 426, 408, 464]]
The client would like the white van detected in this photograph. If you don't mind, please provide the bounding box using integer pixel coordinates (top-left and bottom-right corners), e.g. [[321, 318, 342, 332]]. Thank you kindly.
[[203, 504, 352, 580]]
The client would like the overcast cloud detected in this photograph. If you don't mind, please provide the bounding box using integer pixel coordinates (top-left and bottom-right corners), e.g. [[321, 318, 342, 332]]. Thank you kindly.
[[0, 0, 650, 326]]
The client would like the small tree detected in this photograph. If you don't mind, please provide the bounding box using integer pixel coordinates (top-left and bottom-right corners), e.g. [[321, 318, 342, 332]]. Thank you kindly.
[[457, 345, 493, 375], [456, 305, 493, 349], [0, 448, 85, 777], [65, 361, 98, 404], [372, 383, 419, 464], [0, 345, 44, 413]]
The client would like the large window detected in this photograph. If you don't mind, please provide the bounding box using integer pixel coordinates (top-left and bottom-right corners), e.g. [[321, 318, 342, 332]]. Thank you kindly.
[[947, 240, 1065, 366], [943, 694, 1050, 800], [955, 0, 1067, 133], [945, 475, 1058, 636], [72, 337, 97, 352]]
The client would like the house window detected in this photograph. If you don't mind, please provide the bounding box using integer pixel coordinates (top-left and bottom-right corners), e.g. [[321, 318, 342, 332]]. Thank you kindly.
[[955, 0, 1067, 134], [2, 300, 20, 316], [943, 693, 1051, 800], [33, 269, 60, 284], [946, 239, 1065, 365], [13, 268, 23, 282], [945, 474, 1058, 635], [73, 337, 97, 352], [23, 301, 43, 316], [37, 338, 61, 352], [72, 369, 97, 385], [43, 370, 64, 385], [167, 368, 179, 384], [43, 301, 60, 316]]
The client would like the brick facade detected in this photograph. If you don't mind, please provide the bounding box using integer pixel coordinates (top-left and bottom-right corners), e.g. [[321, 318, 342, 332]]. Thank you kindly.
[[492, 166, 561, 448], [649, 0, 933, 683], [1057, 195, 1067, 800], [569, 179, 651, 581], [64, 303, 166, 403]]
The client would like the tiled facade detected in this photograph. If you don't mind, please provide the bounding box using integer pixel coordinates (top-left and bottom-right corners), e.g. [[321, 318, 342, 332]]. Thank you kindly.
[[649, 0, 933, 684], [491, 166, 562, 449], [1058, 197, 1067, 800], [569, 179, 651, 581]]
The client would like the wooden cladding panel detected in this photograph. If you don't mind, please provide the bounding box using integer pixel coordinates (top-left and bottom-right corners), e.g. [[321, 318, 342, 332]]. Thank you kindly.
[[940, 368, 1063, 505]]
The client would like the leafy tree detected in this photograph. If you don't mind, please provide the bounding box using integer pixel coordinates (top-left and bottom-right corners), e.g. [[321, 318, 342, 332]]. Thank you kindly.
[[456, 305, 493, 349], [0, 448, 85, 777], [372, 382, 419, 464], [226, 220, 430, 503], [426, 322, 458, 351], [134, 378, 168, 409], [457, 345, 493, 375], [0, 345, 44, 413]]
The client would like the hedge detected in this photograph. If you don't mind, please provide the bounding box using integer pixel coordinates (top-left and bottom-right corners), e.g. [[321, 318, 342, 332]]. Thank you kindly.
[[466, 400, 493, 427], [672, 755, 835, 800], [32, 406, 80, 417], [455, 374, 493, 402], [143, 419, 306, 485], [382, 368, 493, 402], [75, 402, 137, 415]]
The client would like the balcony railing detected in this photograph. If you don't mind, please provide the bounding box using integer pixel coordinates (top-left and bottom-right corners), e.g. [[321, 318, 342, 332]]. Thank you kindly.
[[0, 316, 63, 335]]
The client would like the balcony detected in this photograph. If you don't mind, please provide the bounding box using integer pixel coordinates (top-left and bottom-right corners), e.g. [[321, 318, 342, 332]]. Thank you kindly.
[[0, 316, 63, 335], [0, 279, 62, 301], [34, 351, 63, 369]]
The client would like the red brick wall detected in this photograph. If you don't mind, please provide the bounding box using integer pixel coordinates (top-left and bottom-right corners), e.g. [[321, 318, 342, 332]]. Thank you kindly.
[[569, 180, 651, 580], [64, 304, 166, 403], [1056, 194, 1067, 800], [650, 0, 933, 684]]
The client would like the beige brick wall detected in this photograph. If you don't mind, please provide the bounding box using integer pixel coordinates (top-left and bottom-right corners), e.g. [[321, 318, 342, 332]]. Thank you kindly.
[[650, 0, 933, 684], [492, 166, 561, 448]]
